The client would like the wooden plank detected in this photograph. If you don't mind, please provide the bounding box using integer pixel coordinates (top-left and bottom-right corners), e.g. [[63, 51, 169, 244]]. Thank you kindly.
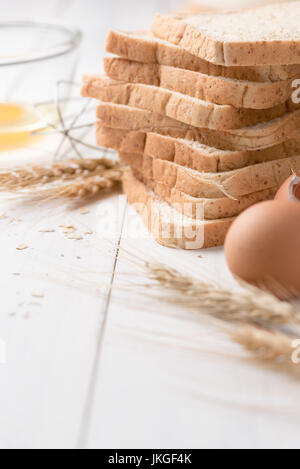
[[0, 193, 126, 448], [0, 0, 126, 449]]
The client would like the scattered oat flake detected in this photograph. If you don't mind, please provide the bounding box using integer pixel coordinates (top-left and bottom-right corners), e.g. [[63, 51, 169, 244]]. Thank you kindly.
[[67, 234, 83, 240], [0, 213, 8, 220], [31, 291, 44, 299], [27, 301, 41, 306], [80, 207, 90, 215], [85, 229, 93, 235], [76, 256, 81, 260], [60, 224, 77, 235], [198, 255, 203, 259], [16, 244, 28, 251]]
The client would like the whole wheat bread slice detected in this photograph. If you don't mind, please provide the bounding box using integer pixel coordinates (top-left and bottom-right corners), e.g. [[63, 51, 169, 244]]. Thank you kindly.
[[82, 75, 296, 130], [106, 30, 300, 83], [123, 169, 234, 249], [119, 151, 300, 199], [125, 163, 276, 220], [97, 126, 300, 173], [96, 103, 300, 151], [152, 3, 300, 66], [104, 57, 294, 110]]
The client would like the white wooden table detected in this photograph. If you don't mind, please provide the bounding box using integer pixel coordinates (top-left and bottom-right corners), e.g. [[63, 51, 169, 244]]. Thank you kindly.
[[1, 0, 300, 450]]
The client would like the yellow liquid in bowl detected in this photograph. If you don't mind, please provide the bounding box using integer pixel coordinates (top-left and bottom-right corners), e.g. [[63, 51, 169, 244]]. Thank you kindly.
[[0, 103, 55, 150], [0, 103, 24, 124]]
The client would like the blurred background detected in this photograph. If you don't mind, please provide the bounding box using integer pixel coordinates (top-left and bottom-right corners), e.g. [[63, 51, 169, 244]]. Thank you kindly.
[[186, 0, 292, 10], [3, 0, 294, 79]]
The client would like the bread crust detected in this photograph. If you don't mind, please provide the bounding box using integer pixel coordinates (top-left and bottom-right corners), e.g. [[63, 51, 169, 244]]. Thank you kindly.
[[82, 75, 296, 131], [95, 103, 300, 151], [97, 126, 300, 173], [124, 163, 276, 220], [104, 57, 294, 110], [123, 170, 234, 249], [152, 6, 300, 67], [106, 30, 300, 82], [119, 151, 300, 199]]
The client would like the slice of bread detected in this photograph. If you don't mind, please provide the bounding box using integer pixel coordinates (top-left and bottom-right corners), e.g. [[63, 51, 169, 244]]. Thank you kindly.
[[127, 165, 276, 220], [96, 103, 300, 151], [104, 57, 293, 110], [82, 75, 296, 131], [97, 126, 300, 173], [123, 169, 234, 249], [105, 30, 300, 83], [119, 151, 300, 199], [152, 3, 300, 66]]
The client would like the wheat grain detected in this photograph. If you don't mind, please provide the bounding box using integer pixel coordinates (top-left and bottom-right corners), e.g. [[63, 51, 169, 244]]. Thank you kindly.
[[80, 207, 90, 215], [16, 244, 28, 251], [145, 262, 300, 326]]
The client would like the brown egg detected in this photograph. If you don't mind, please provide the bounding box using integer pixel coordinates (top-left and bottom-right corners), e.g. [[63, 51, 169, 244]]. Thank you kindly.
[[275, 173, 300, 204], [225, 200, 300, 298]]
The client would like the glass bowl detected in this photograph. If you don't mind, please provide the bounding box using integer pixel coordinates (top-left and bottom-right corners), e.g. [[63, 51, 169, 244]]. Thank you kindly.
[[0, 20, 82, 151]]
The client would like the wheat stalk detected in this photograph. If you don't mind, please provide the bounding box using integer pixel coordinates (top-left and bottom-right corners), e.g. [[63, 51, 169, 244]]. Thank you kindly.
[[145, 262, 300, 326], [140, 261, 300, 376], [0, 158, 123, 191], [142, 262, 300, 376]]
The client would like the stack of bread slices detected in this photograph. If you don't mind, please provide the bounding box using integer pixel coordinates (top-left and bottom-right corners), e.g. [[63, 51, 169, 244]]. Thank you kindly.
[[82, 2, 300, 249]]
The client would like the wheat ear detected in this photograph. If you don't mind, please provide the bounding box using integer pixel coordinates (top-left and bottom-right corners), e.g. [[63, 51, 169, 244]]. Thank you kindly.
[[145, 262, 300, 376], [231, 325, 300, 375], [0, 158, 123, 191], [41, 170, 122, 199]]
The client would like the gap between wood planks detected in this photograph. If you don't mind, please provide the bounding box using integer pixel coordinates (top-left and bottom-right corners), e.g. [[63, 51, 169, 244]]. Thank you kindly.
[[76, 203, 128, 449]]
